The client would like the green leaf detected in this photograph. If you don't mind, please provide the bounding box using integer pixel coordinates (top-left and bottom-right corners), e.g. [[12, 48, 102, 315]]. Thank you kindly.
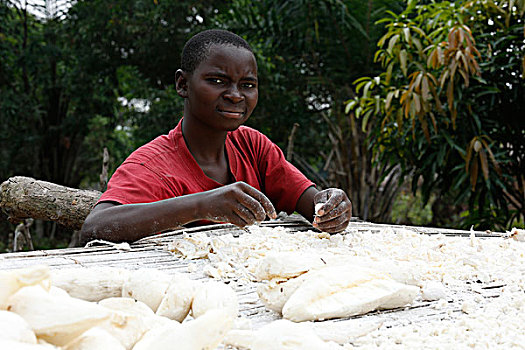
[[402, 27, 410, 43], [386, 62, 394, 83], [378, 33, 391, 47], [353, 76, 371, 85], [480, 149, 489, 180], [470, 157, 479, 191], [399, 49, 408, 76], [406, 0, 417, 12], [421, 75, 430, 100], [388, 34, 400, 54], [396, 108, 403, 131], [374, 49, 385, 63], [355, 106, 362, 119], [385, 91, 394, 110], [345, 100, 356, 114], [410, 26, 427, 39], [363, 81, 373, 97], [355, 79, 369, 93], [362, 109, 373, 132], [412, 37, 423, 54]]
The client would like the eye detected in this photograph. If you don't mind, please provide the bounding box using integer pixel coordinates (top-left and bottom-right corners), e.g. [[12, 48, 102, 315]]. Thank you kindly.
[[207, 78, 224, 84], [242, 82, 257, 89]]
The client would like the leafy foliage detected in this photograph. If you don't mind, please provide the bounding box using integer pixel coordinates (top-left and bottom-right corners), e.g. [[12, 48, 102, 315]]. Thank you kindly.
[[347, 0, 525, 229], [216, 0, 406, 221], [1, 0, 224, 187], [391, 190, 434, 225], [0, 0, 223, 247]]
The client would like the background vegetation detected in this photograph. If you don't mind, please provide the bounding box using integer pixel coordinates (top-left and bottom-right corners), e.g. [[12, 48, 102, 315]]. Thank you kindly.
[[1, 0, 523, 251], [347, 0, 524, 229]]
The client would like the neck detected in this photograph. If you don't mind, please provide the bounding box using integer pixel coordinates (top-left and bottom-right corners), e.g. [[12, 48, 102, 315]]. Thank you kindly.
[[181, 117, 228, 164]]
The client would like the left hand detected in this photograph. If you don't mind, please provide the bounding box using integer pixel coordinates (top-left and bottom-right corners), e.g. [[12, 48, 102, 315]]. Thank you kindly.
[[312, 188, 352, 233]]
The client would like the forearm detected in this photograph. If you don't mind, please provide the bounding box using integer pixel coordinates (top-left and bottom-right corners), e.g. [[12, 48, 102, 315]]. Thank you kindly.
[[295, 186, 318, 223], [80, 195, 203, 243], [80, 182, 278, 243]]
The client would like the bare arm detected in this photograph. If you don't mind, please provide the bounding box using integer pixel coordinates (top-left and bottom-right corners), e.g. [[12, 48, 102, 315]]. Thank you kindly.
[[295, 186, 318, 223], [295, 186, 352, 233], [80, 182, 277, 243]]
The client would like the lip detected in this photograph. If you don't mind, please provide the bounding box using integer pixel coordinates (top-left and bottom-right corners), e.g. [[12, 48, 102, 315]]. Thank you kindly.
[[217, 108, 246, 119]]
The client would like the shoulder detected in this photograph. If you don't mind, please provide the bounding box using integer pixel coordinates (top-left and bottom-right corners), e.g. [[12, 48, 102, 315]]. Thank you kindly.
[[227, 125, 284, 165], [229, 125, 272, 145], [124, 128, 179, 165]]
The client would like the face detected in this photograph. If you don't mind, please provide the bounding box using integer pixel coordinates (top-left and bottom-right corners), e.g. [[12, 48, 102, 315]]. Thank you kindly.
[[176, 44, 258, 132]]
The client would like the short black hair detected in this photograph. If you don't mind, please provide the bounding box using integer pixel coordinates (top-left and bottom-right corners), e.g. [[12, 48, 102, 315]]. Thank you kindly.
[[181, 29, 253, 74]]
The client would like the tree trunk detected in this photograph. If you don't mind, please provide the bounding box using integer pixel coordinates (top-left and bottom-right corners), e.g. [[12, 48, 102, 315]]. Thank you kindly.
[[0, 176, 101, 230]]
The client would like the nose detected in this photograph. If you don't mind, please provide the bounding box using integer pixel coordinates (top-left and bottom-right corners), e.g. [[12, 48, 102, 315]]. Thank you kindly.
[[224, 85, 244, 103]]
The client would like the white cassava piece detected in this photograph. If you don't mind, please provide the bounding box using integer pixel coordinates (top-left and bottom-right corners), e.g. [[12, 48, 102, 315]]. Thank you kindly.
[[132, 309, 233, 350], [251, 319, 342, 350], [156, 273, 197, 322], [121, 268, 171, 312], [222, 320, 349, 350], [222, 329, 255, 349], [508, 227, 525, 242], [257, 273, 309, 313], [98, 297, 155, 318], [0, 265, 238, 349], [281, 264, 419, 322], [191, 281, 239, 320], [50, 267, 130, 302], [62, 327, 124, 350], [99, 297, 184, 349], [97, 297, 182, 349], [0, 339, 57, 349], [129, 322, 181, 350], [0, 310, 37, 344], [0, 265, 50, 309], [254, 251, 326, 281], [420, 280, 447, 301], [95, 306, 151, 349], [6, 285, 110, 346], [253, 250, 419, 320]]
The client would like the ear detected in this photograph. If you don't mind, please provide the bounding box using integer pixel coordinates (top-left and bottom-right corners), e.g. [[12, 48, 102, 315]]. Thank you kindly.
[[175, 69, 189, 98]]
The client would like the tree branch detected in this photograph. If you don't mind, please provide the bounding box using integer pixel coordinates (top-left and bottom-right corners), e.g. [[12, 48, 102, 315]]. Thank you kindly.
[[0, 176, 101, 230]]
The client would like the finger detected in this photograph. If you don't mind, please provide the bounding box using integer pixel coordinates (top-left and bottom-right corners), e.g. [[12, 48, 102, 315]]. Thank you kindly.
[[233, 205, 258, 226], [225, 209, 253, 227], [315, 201, 350, 224], [317, 219, 350, 234], [207, 212, 244, 226], [314, 212, 350, 233], [239, 183, 277, 219], [238, 195, 267, 222], [313, 191, 330, 215], [315, 211, 349, 229], [320, 190, 344, 216], [314, 202, 326, 216]]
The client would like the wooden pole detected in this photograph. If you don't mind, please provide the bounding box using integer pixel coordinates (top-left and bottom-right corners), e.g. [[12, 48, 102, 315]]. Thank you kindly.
[[0, 176, 101, 230]]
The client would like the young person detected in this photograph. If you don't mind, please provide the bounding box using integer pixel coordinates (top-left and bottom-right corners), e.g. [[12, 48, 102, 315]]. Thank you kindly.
[[80, 29, 352, 243]]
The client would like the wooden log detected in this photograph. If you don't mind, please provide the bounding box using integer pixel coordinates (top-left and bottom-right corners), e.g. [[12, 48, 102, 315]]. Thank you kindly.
[[0, 176, 101, 230]]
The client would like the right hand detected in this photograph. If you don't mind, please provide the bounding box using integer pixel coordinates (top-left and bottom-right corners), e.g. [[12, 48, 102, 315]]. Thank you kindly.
[[198, 182, 277, 227]]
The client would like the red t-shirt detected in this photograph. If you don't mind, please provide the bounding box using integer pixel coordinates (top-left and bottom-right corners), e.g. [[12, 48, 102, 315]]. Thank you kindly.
[[99, 119, 315, 215]]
